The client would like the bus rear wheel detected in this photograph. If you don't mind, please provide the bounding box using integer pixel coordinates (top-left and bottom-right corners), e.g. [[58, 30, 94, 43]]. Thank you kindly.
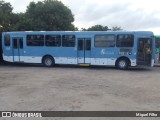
[[42, 56, 55, 67], [116, 59, 128, 70]]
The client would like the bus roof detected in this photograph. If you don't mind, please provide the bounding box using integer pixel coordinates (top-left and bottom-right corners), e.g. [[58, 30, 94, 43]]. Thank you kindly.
[[2, 31, 154, 37]]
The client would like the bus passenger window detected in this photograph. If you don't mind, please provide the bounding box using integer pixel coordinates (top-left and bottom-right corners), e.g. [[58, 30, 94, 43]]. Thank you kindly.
[[45, 35, 61, 47], [27, 35, 44, 46], [116, 34, 134, 47], [95, 35, 115, 47], [4, 34, 10, 46], [62, 35, 75, 47]]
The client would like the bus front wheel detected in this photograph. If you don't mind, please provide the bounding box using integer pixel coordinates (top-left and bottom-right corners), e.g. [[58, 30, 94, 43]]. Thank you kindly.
[[116, 59, 129, 70], [42, 56, 55, 67]]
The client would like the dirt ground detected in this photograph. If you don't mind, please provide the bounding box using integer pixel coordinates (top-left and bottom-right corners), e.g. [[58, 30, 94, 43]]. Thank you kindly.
[[0, 63, 160, 120]]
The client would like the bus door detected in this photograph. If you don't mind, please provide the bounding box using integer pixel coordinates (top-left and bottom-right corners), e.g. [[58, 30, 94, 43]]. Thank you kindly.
[[0, 33, 2, 63], [77, 38, 91, 64], [12, 37, 24, 62], [155, 37, 160, 64], [137, 38, 152, 65]]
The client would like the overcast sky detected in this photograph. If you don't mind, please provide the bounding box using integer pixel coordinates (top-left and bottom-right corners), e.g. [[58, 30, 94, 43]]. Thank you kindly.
[[5, 0, 160, 34]]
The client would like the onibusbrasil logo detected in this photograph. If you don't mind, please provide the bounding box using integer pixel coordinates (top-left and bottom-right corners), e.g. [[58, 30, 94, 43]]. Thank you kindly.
[[2, 112, 42, 118]]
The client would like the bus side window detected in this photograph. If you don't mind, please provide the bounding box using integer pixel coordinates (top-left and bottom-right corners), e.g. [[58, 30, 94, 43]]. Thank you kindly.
[[62, 35, 75, 47], [4, 34, 10, 46], [45, 35, 61, 47], [27, 35, 44, 46], [94, 35, 115, 47], [116, 34, 134, 47]]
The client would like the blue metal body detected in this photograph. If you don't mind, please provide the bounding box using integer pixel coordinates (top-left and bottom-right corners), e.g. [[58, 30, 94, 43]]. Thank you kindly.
[[1, 31, 155, 67]]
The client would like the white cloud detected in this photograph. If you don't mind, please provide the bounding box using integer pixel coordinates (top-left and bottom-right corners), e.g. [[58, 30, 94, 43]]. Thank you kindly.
[[61, 0, 160, 33], [4, 0, 160, 34], [5, 0, 39, 13]]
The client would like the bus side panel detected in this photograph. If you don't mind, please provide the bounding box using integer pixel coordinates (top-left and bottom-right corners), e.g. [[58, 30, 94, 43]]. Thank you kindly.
[[44, 47, 77, 65], [91, 47, 117, 66], [23, 45, 77, 64]]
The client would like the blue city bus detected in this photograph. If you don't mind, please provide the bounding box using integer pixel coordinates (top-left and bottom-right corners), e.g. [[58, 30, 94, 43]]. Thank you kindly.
[[155, 35, 160, 64], [1, 31, 155, 69]]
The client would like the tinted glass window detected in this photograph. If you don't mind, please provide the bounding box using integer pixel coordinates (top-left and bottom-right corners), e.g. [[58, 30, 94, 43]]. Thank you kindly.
[[19, 38, 23, 48], [13, 39, 17, 48], [86, 39, 91, 50], [62, 35, 75, 47], [45, 35, 61, 47], [95, 35, 115, 47], [78, 40, 83, 50], [116, 34, 134, 47], [27, 35, 44, 46], [4, 34, 10, 46], [156, 37, 160, 48]]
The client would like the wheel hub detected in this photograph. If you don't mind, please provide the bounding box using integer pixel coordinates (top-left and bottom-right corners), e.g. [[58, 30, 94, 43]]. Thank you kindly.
[[45, 59, 52, 66], [119, 61, 126, 68]]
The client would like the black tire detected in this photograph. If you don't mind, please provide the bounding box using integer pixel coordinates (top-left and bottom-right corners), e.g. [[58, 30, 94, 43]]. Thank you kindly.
[[42, 56, 55, 67], [116, 59, 128, 70]]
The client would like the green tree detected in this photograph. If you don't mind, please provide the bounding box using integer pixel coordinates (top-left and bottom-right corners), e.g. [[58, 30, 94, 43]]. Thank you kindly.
[[85, 25, 110, 31], [112, 26, 122, 31], [81, 28, 87, 31], [0, 0, 13, 31], [25, 0, 75, 31], [10, 13, 33, 31]]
